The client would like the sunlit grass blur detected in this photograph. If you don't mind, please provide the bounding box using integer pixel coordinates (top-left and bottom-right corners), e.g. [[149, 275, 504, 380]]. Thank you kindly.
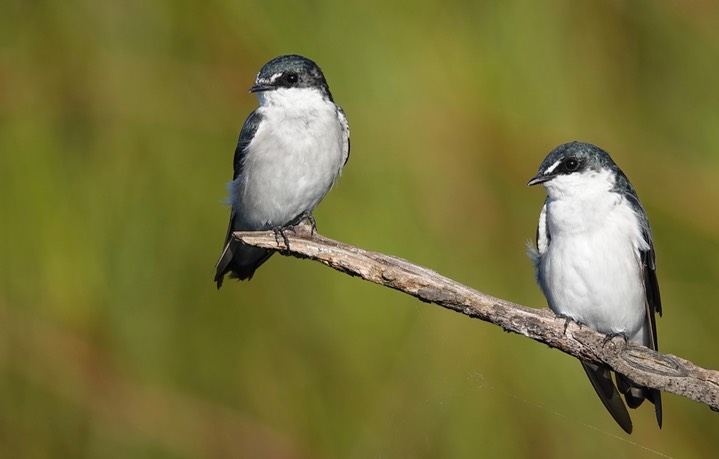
[[2, 0, 719, 457]]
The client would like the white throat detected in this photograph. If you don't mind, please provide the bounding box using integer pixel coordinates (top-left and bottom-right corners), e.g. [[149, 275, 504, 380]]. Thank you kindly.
[[542, 168, 615, 202], [257, 87, 329, 115], [542, 168, 629, 238]]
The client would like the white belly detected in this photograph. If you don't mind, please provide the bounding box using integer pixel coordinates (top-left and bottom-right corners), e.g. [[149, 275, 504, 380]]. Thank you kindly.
[[539, 197, 647, 343]]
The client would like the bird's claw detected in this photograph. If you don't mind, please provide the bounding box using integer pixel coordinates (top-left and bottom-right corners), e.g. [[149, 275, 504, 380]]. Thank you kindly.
[[602, 332, 629, 347], [556, 314, 573, 335], [556, 314, 585, 335], [271, 212, 317, 253], [272, 226, 291, 253], [306, 213, 317, 235], [293, 211, 317, 236]]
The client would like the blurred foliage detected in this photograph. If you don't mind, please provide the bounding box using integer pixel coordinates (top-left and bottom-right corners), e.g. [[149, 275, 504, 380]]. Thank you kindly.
[[1, 0, 719, 457]]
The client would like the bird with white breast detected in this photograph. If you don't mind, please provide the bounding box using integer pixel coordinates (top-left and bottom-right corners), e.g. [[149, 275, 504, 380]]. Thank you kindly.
[[215, 54, 350, 287], [528, 141, 662, 434]]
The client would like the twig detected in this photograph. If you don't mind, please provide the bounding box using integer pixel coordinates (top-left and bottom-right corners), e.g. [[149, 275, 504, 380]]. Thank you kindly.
[[232, 226, 719, 412]]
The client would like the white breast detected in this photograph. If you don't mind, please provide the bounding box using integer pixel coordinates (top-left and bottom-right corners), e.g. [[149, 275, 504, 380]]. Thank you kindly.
[[537, 170, 649, 343], [234, 88, 346, 228]]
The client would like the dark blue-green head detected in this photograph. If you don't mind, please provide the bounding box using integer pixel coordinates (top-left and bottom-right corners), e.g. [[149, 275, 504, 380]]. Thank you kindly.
[[250, 54, 333, 101], [528, 141, 620, 187]]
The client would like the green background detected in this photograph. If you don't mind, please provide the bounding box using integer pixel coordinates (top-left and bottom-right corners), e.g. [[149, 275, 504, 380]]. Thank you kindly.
[[2, 0, 718, 457]]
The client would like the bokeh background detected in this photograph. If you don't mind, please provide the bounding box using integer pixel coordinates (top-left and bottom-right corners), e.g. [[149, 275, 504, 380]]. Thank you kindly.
[[2, 0, 719, 457]]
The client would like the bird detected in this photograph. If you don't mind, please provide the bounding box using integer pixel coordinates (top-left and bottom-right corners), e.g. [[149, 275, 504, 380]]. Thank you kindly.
[[214, 54, 350, 288], [527, 141, 662, 434]]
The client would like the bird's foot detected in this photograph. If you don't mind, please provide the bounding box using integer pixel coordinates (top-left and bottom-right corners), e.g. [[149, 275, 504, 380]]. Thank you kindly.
[[272, 226, 292, 253], [555, 314, 572, 335], [286, 211, 317, 237], [602, 332, 629, 347], [295, 211, 317, 235], [306, 213, 317, 235], [555, 314, 584, 335]]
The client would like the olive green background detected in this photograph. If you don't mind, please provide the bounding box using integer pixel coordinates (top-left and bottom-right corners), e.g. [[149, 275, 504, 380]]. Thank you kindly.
[[2, 1, 718, 458]]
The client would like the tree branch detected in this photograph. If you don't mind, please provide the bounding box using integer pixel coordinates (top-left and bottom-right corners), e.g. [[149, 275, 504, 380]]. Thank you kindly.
[[232, 226, 719, 412]]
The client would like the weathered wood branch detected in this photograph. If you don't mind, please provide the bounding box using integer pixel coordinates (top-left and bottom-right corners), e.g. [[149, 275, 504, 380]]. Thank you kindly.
[[232, 226, 719, 412]]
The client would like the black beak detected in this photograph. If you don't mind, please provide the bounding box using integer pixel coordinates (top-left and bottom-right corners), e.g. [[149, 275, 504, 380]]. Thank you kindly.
[[527, 174, 550, 186], [249, 84, 272, 93]]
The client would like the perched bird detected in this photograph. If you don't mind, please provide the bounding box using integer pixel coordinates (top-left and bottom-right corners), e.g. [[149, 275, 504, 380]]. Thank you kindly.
[[215, 55, 350, 287], [528, 141, 662, 434]]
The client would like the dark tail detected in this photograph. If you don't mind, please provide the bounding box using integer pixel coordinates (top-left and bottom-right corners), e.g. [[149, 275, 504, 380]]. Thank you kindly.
[[214, 238, 273, 288], [581, 361, 633, 434], [581, 361, 663, 433], [616, 373, 663, 428]]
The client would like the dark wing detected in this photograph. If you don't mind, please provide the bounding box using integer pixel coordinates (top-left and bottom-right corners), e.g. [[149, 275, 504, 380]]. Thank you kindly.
[[215, 109, 268, 288], [621, 184, 662, 343], [614, 171, 662, 317], [620, 178, 663, 427], [223, 109, 264, 262], [233, 109, 263, 180], [641, 232, 661, 348], [337, 106, 350, 166], [639, 219, 663, 427]]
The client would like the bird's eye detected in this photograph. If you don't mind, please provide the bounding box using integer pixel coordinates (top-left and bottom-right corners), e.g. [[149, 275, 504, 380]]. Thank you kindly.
[[564, 158, 579, 171], [285, 72, 299, 84]]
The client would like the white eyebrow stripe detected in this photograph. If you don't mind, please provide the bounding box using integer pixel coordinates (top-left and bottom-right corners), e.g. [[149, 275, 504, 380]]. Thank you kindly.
[[270, 72, 283, 83], [544, 159, 562, 174]]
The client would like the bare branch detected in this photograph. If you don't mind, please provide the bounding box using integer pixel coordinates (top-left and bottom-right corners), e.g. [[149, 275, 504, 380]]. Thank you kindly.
[[232, 226, 719, 412]]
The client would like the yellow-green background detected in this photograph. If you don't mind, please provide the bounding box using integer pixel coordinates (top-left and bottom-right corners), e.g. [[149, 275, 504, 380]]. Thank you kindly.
[[2, 1, 718, 458]]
